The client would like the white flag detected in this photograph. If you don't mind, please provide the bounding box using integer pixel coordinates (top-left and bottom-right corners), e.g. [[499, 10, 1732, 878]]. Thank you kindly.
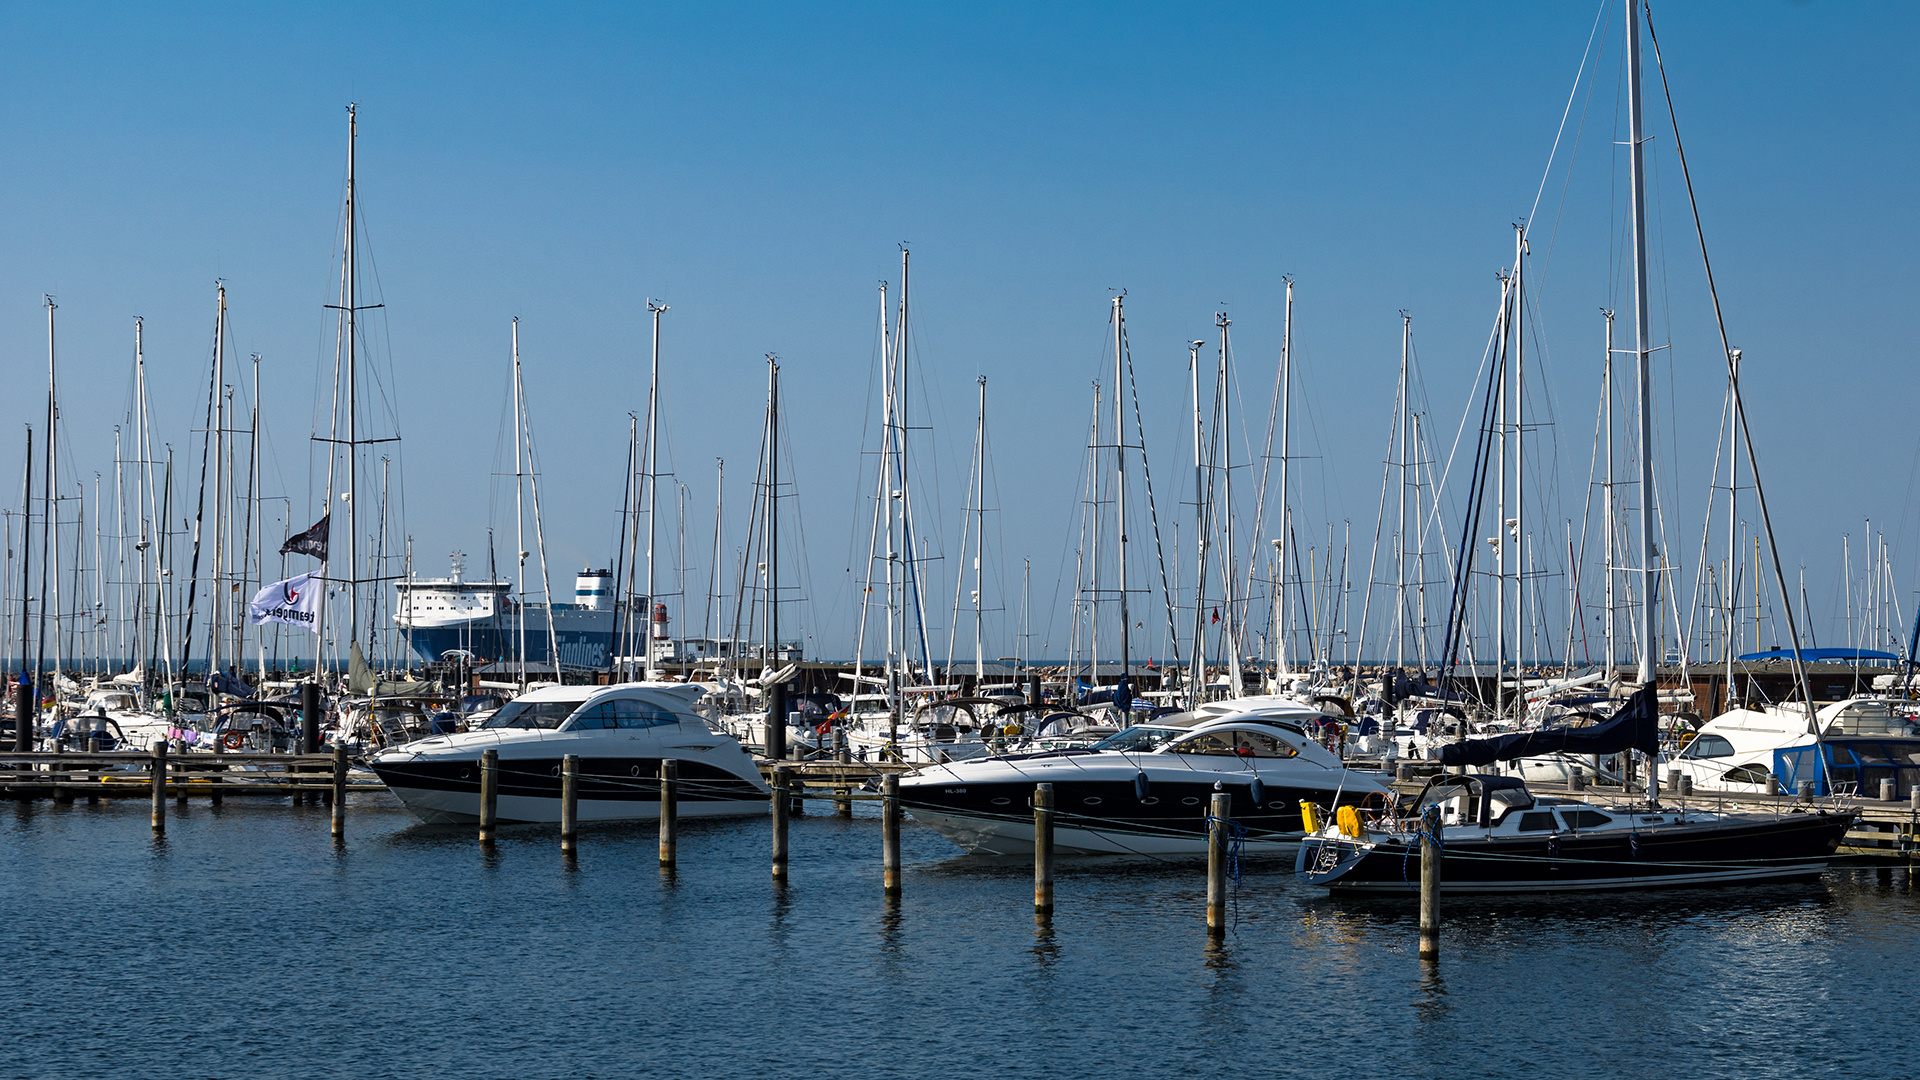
[[248, 573, 322, 632]]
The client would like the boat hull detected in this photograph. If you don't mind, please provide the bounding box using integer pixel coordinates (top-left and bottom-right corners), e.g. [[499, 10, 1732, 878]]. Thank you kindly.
[[902, 771, 1386, 856], [370, 754, 768, 824], [1297, 810, 1855, 894]]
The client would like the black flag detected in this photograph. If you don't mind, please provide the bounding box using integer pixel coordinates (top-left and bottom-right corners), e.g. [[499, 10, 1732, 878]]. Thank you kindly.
[[281, 513, 330, 560]]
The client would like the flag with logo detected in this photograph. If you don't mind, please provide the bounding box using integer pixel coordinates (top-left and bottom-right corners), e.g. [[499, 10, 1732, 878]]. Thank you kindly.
[[280, 514, 330, 560], [247, 573, 323, 632]]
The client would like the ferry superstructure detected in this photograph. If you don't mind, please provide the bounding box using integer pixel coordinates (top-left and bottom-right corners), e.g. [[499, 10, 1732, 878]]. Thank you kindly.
[[394, 553, 627, 670]]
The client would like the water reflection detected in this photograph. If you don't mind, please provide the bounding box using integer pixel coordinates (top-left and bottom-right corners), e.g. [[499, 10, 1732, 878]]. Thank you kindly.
[[1413, 963, 1451, 1024], [1029, 916, 1060, 972], [877, 897, 905, 965]]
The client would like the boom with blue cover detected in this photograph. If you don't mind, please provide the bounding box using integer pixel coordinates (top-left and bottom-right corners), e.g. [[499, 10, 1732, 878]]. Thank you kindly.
[[1438, 683, 1660, 767]]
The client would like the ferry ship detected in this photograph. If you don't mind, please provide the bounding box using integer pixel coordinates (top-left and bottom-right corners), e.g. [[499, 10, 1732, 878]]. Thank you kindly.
[[394, 554, 631, 670]]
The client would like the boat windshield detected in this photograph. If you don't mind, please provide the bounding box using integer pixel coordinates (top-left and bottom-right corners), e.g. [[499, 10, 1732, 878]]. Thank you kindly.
[[481, 700, 582, 730], [1089, 725, 1180, 753]]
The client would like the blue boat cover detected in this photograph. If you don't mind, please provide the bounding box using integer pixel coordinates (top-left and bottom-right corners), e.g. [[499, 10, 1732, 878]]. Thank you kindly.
[[1735, 648, 1898, 662], [1438, 684, 1660, 767]]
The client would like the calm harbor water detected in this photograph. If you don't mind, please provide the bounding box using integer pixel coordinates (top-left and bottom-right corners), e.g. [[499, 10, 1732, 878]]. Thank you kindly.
[[2, 792, 1912, 1079]]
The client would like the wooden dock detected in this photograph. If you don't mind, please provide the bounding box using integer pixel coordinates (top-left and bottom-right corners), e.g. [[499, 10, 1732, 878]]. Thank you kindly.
[[0, 751, 375, 800]]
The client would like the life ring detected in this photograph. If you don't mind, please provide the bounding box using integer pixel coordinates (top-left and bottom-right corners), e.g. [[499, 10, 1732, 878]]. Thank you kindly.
[[222, 731, 246, 750]]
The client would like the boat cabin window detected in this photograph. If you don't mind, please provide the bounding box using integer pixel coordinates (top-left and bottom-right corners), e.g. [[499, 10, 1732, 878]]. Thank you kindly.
[[1483, 786, 1533, 824], [1721, 764, 1771, 784], [1558, 809, 1611, 830], [481, 700, 580, 730], [565, 698, 679, 730], [1515, 811, 1558, 832], [1169, 731, 1298, 758], [1680, 733, 1735, 759], [1090, 726, 1180, 753]]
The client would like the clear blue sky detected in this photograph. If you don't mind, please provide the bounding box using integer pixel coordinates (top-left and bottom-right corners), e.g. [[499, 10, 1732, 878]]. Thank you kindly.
[[3, 2, 1915, 665]]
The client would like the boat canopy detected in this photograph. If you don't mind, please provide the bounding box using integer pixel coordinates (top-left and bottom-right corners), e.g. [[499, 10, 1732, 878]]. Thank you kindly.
[[1439, 684, 1660, 767], [1736, 648, 1898, 663]]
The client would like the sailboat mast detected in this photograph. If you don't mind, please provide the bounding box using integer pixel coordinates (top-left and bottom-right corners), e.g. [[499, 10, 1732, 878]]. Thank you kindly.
[[38, 297, 58, 691], [645, 300, 667, 678], [1113, 297, 1130, 694], [512, 318, 526, 686], [1277, 278, 1293, 680], [766, 356, 780, 668], [345, 104, 361, 665], [1726, 348, 1740, 700], [1396, 312, 1410, 669], [1512, 226, 1527, 683], [1603, 309, 1616, 672], [1188, 339, 1207, 706], [1214, 310, 1236, 692], [972, 376, 987, 682], [1627, 0, 1657, 685]]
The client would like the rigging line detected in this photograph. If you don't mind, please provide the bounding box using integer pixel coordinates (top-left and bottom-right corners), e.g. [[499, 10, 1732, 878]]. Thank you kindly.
[[1120, 321, 1183, 671], [1534, 0, 1617, 306], [1528, 0, 1613, 228]]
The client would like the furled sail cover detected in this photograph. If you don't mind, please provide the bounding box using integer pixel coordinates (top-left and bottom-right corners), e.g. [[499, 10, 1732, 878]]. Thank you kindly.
[[1439, 683, 1660, 767]]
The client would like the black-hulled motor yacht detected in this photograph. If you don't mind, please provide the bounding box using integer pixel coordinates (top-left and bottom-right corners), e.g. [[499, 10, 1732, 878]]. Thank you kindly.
[[369, 682, 769, 824], [897, 704, 1393, 856], [1296, 771, 1855, 894]]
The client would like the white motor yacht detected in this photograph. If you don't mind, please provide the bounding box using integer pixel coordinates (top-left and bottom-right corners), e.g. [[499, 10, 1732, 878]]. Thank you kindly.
[[898, 702, 1393, 856], [369, 682, 769, 824]]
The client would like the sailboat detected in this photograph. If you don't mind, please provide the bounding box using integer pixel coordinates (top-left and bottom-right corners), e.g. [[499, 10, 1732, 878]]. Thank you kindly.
[[1299, 0, 1855, 894]]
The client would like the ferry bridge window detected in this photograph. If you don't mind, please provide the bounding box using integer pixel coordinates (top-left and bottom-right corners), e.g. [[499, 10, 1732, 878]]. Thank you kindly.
[[1680, 733, 1735, 759]]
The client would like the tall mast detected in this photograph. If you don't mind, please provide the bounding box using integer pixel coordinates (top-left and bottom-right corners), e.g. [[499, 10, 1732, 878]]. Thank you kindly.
[[971, 376, 988, 682], [212, 282, 227, 675], [1602, 309, 1616, 672], [1113, 296, 1131, 693], [1726, 348, 1740, 701], [1276, 278, 1293, 681], [1188, 338, 1208, 706], [512, 317, 526, 686], [345, 103, 361, 664], [1214, 310, 1237, 693], [765, 356, 780, 669], [1627, 0, 1657, 685], [38, 296, 58, 690], [644, 299, 667, 678], [1512, 225, 1527, 683], [1395, 312, 1410, 669]]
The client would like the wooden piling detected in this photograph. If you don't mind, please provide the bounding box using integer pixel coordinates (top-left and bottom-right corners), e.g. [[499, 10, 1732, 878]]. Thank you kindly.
[[560, 754, 579, 855], [881, 773, 901, 896], [478, 747, 498, 844], [771, 765, 791, 881], [150, 740, 167, 833], [1419, 804, 1442, 959], [331, 744, 348, 839], [658, 759, 678, 866], [835, 748, 853, 817], [1206, 790, 1230, 936], [51, 744, 70, 804], [1033, 783, 1055, 916], [1881, 778, 1896, 803]]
